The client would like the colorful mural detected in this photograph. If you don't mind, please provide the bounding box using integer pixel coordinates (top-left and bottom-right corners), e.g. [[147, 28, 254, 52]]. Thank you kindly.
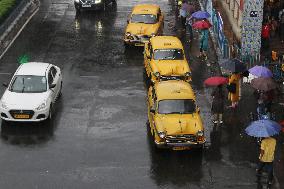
[[241, 0, 264, 56]]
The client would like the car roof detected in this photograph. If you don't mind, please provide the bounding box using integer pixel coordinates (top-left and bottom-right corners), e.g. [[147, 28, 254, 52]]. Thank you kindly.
[[150, 36, 183, 50], [155, 80, 195, 100], [15, 62, 50, 76], [132, 4, 160, 15]]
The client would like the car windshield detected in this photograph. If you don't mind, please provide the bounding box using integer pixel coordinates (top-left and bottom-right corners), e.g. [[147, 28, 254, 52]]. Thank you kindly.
[[158, 99, 196, 114], [9, 75, 47, 93], [153, 49, 184, 60], [131, 14, 157, 24]]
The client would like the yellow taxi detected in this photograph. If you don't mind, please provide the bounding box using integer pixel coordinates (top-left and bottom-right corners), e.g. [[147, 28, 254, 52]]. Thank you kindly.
[[144, 36, 191, 84], [147, 80, 205, 150], [124, 4, 164, 47]]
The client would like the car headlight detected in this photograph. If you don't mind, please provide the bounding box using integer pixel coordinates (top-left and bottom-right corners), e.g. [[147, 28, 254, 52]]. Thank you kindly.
[[95, 0, 101, 3], [0, 101, 8, 110], [151, 33, 156, 37], [185, 72, 191, 77], [74, 0, 79, 3], [153, 72, 160, 78], [158, 131, 166, 139], [36, 102, 47, 111], [196, 130, 204, 137]]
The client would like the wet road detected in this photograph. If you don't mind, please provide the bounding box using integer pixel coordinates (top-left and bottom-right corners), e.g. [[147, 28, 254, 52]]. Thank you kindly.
[[0, 0, 281, 188]]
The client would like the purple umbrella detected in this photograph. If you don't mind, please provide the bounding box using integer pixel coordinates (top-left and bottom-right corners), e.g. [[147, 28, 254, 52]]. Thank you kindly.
[[191, 11, 211, 19], [249, 65, 273, 78]]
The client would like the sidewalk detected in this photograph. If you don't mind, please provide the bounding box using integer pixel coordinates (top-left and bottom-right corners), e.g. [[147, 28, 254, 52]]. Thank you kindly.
[[196, 1, 284, 189]]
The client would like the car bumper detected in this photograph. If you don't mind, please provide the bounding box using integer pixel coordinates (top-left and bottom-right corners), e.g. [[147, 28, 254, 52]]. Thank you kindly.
[[124, 35, 151, 47], [155, 140, 205, 150], [74, 2, 104, 10], [0, 107, 49, 122]]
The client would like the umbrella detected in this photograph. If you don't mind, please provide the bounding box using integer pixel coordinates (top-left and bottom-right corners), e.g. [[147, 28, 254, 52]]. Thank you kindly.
[[204, 76, 228, 86], [192, 20, 212, 29], [191, 11, 211, 19], [251, 77, 277, 91], [245, 120, 282, 137], [220, 58, 247, 73], [249, 65, 273, 78]]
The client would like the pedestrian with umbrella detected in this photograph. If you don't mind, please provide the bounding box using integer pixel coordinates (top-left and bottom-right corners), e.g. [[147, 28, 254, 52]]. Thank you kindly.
[[221, 59, 246, 108], [197, 19, 210, 60], [204, 76, 228, 124], [227, 73, 241, 108], [245, 120, 281, 186], [179, 1, 189, 30], [249, 65, 273, 78]]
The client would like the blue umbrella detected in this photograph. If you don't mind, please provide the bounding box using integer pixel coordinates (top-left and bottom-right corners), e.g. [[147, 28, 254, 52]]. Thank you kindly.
[[245, 120, 282, 137], [192, 11, 211, 19], [249, 65, 273, 78]]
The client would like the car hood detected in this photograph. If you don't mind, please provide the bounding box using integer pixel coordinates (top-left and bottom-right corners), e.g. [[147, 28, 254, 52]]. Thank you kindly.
[[152, 59, 191, 75], [126, 23, 158, 36], [1, 90, 49, 109], [154, 114, 203, 135]]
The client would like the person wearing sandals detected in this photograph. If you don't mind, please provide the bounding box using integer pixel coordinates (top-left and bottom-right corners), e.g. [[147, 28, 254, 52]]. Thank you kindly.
[[211, 85, 225, 124]]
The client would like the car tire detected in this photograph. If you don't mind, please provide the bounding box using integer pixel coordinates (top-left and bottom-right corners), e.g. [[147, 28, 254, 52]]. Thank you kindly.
[[47, 104, 53, 121], [124, 42, 130, 49], [75, 7, 81, 13]]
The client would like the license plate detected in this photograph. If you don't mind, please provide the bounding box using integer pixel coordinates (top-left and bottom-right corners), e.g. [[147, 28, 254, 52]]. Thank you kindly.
[[173, 146, 190, 151], [82, 4, 91, 7], [135, 43, 144, 46], [14, 114, 30, 119]]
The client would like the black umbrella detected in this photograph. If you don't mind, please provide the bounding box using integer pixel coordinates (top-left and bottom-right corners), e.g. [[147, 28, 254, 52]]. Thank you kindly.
[[220, 58, 247, 73]]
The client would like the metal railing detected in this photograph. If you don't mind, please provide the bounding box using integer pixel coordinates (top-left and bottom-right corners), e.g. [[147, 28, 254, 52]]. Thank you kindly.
[[0, 0, 30, 37]]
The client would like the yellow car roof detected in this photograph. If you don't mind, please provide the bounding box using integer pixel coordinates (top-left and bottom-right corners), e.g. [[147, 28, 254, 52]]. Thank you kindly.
[[150, 36, 183, 50], [132, 4, 160, 15], [155, 80, 195, 100]]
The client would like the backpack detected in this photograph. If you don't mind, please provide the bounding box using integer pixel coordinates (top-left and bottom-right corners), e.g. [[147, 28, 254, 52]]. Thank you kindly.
[[226, 83, 236, 93]]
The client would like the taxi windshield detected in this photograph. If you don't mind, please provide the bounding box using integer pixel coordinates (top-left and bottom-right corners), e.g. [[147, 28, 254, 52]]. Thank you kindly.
[[153, 49, 184, 60], [131, 14, 157, 24], [158, 99, 196, 114], [9, 75, 47, 93]]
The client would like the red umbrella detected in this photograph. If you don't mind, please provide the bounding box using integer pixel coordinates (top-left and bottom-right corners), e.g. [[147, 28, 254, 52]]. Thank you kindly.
[[204, 76, 228, 86], [192, 20, 212, 29]]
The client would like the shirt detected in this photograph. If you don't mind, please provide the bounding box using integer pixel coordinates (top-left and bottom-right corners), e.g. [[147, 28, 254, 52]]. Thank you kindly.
[[259, 137, 276, 162]]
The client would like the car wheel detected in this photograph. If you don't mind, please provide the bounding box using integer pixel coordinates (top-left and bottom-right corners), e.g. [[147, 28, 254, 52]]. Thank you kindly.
[[48, 104, 53, 121], [124, 42, 130, 49], [75, 7, 81, 13]]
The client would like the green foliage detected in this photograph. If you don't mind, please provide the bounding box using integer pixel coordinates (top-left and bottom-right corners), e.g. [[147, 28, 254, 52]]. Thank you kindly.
[[0, 0, 17, 24]]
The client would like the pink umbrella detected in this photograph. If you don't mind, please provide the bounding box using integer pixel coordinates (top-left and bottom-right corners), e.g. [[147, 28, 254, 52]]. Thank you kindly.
[[192, 20, 212, 29]]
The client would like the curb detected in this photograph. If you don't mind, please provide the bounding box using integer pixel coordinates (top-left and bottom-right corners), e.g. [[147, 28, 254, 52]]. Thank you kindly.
[[0, 0, 40, 60]]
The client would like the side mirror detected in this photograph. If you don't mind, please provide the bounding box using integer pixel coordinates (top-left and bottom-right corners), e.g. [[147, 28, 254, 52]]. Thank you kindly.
[[49, 84, 56, 89], [2, 83, 8, 88], [150, 108, 155, 114]]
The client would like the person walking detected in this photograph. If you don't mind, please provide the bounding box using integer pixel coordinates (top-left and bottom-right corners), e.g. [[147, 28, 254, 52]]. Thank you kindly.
[[256, 137, 277, 186], [261, 20, 271, 50], [228, 73, 241, 108], [198, 26, 209, 59], [179, 1, 189, 30], [211, 85, 225, 124]]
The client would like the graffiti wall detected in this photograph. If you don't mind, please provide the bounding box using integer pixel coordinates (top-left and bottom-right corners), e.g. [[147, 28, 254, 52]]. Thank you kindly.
[[241, 0, 264, 56]]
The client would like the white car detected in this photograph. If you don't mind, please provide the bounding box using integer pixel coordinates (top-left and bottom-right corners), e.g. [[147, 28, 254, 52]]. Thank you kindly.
[[0, 62, 62, 122]]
